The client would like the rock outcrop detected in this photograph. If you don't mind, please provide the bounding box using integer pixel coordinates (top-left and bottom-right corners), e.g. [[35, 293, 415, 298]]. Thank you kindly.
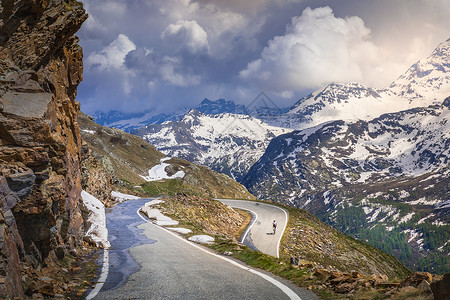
[[0, 0, 87, 297]]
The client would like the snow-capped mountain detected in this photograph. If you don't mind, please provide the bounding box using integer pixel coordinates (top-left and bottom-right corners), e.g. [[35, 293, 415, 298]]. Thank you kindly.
[[389, 37, 450, 105], [285, 38, 450, 129], [134, 109, 292, 181], [134, 38, 450, 182], [286, 82, 396, 125], [242, 98, 450, 273], [243, 98, 450, 207], [91, 98, 249, 133]]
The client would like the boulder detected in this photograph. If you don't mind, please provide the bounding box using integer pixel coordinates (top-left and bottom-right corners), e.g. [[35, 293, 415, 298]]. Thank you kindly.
[[399, 272, 433, 288], [431, 273, 450, 300]]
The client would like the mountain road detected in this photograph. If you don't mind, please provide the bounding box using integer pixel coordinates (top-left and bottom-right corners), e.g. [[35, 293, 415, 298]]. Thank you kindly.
[[87, 198, 316, 300]]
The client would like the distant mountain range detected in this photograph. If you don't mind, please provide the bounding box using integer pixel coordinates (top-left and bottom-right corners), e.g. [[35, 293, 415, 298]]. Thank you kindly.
[[133, 109, 291, 182], [132, 38, 450, 178], [93, 98, 255, 133]]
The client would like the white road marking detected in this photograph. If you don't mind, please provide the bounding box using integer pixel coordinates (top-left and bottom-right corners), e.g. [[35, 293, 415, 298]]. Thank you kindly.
[[85, 248, 110, 300], [137, 208, 302, 300], [239, 208, 258, 244]]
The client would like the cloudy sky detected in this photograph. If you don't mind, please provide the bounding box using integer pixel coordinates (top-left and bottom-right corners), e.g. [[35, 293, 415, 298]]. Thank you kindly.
[[77, 0, 450, 114]]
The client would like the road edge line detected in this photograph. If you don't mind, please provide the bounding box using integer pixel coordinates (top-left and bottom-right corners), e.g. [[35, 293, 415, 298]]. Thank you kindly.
[[85, 248, 110, 300], [136, 208, 302, 300], [238, 208, 258, 245]]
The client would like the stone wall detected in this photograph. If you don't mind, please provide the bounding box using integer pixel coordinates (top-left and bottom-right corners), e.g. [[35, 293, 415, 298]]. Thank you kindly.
[[0, 0, 87, 297]]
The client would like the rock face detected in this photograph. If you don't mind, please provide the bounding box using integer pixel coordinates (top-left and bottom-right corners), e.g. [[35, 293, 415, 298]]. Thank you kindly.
[[0, 1, 87, 297], [431, 273, 450, 300]]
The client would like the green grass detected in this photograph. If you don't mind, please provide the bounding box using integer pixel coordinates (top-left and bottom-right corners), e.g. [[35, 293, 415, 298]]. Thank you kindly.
[[141, 178, 199, 196], [209, 241, 312, 286]]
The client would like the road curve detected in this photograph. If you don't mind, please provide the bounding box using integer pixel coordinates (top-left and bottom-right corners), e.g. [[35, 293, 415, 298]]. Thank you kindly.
[[218, 199, 287, 258], [89, 199, 317, 300]]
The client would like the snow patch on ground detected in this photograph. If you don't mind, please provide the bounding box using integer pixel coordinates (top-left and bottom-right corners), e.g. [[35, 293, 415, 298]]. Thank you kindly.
[[144, 199, 165, 206], [398, 190, 410, 199], [188, 235, 215, 244], [80, 190, 110, 248], [432, 220, 447, 226], [436, 200, 450, 209], [399, 212, 415, 224], [323, 191, 332, 205], [438, 240, 450, 252], [418, 214, 434, 224], [140, 157, 185, 181], [141, 202, 178, 226], [362, 206, 373, 215], [81, 129, 95, 134], [408, 197, 441, 206], [368, 208, 381, 223], [302, 198, 311, 207], [111, 191, 140, 202], [416, 238, 425, 249], [403, 229, 422, 243], [167, 227, 193, 234]]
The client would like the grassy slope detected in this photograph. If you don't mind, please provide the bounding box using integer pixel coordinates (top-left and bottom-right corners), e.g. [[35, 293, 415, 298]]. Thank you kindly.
[[280, 204, 410, 279]]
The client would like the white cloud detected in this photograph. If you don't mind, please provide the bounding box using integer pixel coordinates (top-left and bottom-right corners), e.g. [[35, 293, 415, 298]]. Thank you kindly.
[[160, 56, 201, 86], [77, 0, 450, 114], [161, 20, 209, 54], [155, 0, 260, 58], [240, 6, 382, 93], [86, 34, 136, 71]]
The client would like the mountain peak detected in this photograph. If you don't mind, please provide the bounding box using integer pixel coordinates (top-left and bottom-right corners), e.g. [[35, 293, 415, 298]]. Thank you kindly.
[[196, 98, 246, 115], [389, 38, 450, 104]]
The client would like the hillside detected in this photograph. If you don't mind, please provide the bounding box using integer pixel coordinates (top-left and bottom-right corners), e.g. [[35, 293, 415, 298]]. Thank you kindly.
[[78, 112, 255, 200], [242, 99, 450, 274], [157, 195, 410, 278]]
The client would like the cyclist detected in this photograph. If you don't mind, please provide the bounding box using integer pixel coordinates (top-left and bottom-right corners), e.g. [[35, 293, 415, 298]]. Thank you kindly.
[[272, 220, 277, 234]]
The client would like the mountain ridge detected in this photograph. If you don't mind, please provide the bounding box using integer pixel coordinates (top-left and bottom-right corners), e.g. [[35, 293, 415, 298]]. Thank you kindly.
[[134, 109, 292, 181], [92, 98, 250, 133]]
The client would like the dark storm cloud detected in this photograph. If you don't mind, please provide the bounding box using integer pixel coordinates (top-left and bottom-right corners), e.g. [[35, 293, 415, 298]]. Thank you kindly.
[[77, 0, 450, 114]]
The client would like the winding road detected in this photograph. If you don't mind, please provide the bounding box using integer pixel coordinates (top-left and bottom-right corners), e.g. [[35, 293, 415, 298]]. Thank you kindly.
[[218, 199, 287, 258], [87, 198, 317, 300]]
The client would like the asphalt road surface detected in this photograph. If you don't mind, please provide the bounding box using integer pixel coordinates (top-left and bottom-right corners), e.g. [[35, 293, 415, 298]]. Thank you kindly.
[[88, 198, 317, 300], [218, 199, 287, 258]]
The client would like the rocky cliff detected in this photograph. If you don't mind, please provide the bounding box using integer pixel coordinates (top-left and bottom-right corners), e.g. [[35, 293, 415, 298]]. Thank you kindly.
[[0, 0, 87, 297]]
